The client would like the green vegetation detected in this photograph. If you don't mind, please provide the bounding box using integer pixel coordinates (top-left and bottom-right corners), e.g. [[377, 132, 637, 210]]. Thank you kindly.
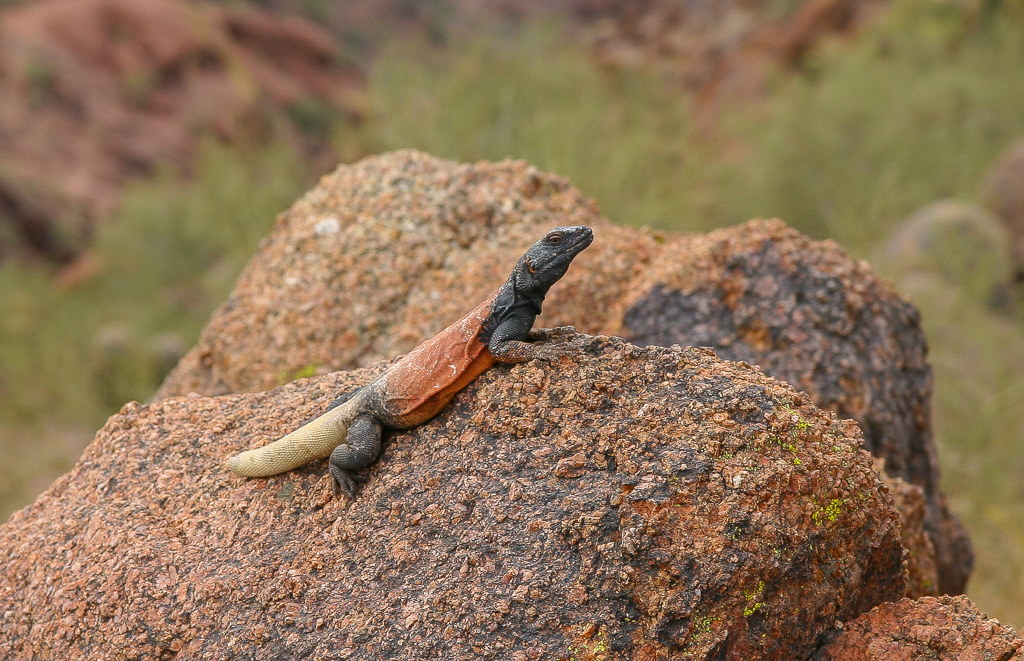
[[908, 278, 1024, 630], [2, 0, 1023, 630], [0, 138, 308, 428], [724, 3, 1024, 254], [356, 21, 710, 232], [358, 6, 1024, 254], [0, 139, 310, 511]]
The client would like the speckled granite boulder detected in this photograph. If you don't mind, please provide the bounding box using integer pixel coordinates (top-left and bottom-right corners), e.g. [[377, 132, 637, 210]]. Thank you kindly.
[[154, 150, 633, 397], [0, 335, 906, 660], [155, 150, 970, 595], [814, 595, 1023, 660], [611, 218, 972, 597]]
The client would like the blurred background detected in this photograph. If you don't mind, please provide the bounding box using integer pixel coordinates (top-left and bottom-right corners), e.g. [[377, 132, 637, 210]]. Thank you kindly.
[[0, 0, 1022, 629]]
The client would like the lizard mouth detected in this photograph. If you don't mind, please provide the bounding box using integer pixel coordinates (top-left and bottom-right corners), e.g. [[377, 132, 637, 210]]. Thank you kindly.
[[526, 225, 594, 278], [548, 226, 593, 265], [563, 225, 594, 254]]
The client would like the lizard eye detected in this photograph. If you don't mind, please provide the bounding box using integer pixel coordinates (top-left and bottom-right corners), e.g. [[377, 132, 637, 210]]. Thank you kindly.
[[545, 232, 564, 245]]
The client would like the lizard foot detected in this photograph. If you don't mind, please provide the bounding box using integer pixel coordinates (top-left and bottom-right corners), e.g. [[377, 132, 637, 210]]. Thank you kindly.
[[528, 343, 575, 363], [330, 465, 367, 499], [527, 325, 578, 341]]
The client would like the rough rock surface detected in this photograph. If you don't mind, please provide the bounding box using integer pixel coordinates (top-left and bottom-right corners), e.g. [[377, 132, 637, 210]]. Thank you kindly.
[[613, 213, 973, 597], [156, 149, 971, 595], [814, 595, 1024, 660], [0, 335, 905, 660], [877, 466, 939, 599], [155, 149, 625, 398], [0, 0, 364, 263]]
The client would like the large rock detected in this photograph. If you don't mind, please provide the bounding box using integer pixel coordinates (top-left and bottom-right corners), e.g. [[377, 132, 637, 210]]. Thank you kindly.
[[0, 335, 906, 659], [614, 215, 973, 596], [155, 149, 625, 397], [878, 467, 939, 599], [156, 150, 971, 595], [814, 595, 1023, 660]]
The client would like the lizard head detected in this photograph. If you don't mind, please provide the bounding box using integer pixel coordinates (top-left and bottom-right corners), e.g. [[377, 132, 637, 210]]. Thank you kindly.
[[517, 225, 594, 291]]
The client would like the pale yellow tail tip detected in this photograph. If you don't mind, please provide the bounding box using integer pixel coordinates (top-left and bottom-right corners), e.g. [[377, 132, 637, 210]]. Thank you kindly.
[[225, 456, 243, 475]]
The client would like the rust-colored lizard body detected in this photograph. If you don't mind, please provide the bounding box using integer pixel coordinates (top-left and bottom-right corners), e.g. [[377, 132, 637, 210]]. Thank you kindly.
[[226, 225, 593, 497]]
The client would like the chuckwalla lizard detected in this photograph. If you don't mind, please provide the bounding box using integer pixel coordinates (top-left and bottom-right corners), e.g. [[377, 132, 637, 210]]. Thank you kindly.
[[226, 225, 594, 497]]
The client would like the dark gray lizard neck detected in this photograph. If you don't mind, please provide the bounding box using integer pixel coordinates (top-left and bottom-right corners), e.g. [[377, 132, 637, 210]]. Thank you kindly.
[[478, 266, 547, 345], [478, 224, 593, 347]]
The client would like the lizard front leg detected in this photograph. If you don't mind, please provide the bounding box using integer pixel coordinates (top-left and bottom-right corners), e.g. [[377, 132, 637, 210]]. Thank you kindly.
[[489, 317, 574, 364], [329, 413, 383, 498]]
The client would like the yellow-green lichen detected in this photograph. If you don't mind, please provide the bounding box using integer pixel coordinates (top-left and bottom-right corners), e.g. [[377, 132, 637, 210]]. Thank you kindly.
[[743, 580, 767, 617], [691, 614, 720, 641], [824, 498, 846, 522], [812, 497, 846, 525], [291, 363, 320, 380]]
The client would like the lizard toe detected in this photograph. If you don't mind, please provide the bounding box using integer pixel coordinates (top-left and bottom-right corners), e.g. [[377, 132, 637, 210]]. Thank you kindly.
[[532, 345, 571, 363], [330, 466, 361, 499], [527, 325, 578, 341]]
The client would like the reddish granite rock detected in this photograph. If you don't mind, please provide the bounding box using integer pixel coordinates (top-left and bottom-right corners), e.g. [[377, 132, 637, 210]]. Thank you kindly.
[[590, 0, 885, 131], [613, 217, 973, 596], [814, 595, 1024, 660], [0, 0, 364, 263], [155, 149, 630, 398], [0, 335, 906, 660], [877, 466, 939, 599], [156, 150, 971, 595]]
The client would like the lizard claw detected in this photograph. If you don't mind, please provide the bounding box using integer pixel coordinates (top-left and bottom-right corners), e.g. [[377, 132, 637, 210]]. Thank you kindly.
[[330, 465, 367, 499], [526, 326, 578, 362], [527, 325, 578, 342], [530, 344, 572, 363]]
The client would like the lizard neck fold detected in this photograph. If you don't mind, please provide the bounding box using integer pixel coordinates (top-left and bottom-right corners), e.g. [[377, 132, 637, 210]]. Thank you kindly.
[[510, 275, 546, 315], [478, 265, 548, 345]]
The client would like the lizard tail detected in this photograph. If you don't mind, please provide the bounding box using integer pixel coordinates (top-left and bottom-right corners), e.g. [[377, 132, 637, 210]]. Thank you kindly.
[[226, 395, 362, 477]]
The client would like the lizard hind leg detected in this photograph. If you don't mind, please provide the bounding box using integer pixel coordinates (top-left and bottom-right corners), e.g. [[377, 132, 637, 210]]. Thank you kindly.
[[329, 413, 383, 498]]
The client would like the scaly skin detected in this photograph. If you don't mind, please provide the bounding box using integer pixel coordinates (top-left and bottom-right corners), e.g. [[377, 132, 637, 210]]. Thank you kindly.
[[225, 225, 594, 497], [226, 390, 368, 478]]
